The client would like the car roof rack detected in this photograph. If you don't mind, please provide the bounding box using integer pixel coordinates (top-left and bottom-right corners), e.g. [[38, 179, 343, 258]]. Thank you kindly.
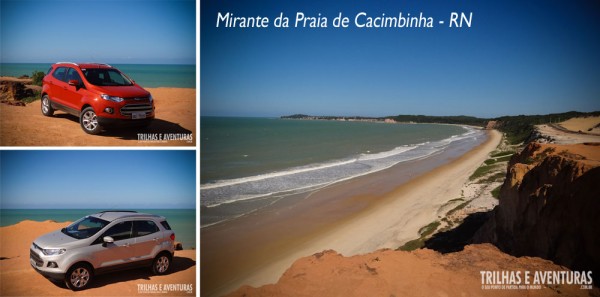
[[97, 210, 138, 213], [55, 62, 79, 66]]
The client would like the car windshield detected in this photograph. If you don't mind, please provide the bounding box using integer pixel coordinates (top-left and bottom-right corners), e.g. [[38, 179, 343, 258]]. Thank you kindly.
[[82, 68, 134, 86], [62, 216, 110, 239]]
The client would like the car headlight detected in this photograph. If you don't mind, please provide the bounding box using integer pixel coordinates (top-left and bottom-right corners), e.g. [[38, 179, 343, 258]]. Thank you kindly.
[[101, 94, 124, 103], [149, 94, 153, 102], [42, 248, 66, 256]]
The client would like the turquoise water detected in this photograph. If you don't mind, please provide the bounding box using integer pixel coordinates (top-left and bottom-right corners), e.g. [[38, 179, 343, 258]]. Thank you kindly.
[[0, 63, 195, 88], [200, 117, 484, 208], [0, 209, 196, 249]]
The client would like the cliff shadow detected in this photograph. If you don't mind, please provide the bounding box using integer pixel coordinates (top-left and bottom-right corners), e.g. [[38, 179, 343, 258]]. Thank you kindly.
[[424, 211, 492, 254]]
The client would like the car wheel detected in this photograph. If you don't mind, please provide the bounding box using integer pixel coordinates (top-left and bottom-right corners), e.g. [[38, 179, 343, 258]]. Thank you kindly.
[[41, 95, 54, 116], [65, 263, 93, 291], [152, 253, 171, 275], [80, 107, 102, 135]]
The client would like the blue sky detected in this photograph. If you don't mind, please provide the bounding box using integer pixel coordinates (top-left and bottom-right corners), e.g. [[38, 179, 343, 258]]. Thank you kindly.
[[0, 0, 195, 64], [0, 151, 196, 209], [201, 0, 600, 118]]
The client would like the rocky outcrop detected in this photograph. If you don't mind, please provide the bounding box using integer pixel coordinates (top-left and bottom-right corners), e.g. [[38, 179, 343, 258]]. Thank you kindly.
[[475, 142, 600, 281], [228, 244, 593, 297], [0, 80, 34, 101]]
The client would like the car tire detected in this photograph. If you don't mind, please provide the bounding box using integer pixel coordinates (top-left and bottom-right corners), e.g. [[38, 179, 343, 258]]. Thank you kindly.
[[41, 95, 54, 116], [151, 252, 172, 275], [65, 263, 93, 291], [80, 107, 102, 135]]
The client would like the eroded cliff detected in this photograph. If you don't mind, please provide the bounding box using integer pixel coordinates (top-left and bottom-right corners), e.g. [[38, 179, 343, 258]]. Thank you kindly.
[[475, 142, 600, 280]]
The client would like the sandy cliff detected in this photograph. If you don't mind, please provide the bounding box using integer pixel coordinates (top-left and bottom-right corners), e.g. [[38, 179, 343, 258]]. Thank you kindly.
[[475, 142, 600, 281], [228, 244, 594, 297]]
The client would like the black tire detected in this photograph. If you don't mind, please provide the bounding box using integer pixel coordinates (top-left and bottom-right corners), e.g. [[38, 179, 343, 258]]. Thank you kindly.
[[151, 252, 172, 275], [80, 107, 103, 135], [65, 263, 93, 291], [41, 95, 54, 116]]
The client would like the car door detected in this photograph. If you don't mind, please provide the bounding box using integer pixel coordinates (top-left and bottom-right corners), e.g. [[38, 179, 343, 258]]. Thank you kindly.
[[91, 221, 135, 270], [48, 67, 68, 104], [131, 220, 162, 263], [62, 67, 85, 111]]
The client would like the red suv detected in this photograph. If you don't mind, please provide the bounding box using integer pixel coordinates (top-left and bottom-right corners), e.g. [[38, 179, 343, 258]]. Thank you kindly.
[[41, 62, 155, 134]]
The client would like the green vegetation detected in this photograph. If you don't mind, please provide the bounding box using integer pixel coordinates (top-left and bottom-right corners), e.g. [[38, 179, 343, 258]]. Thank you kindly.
[[31, 70, 45, 86], [446, 201, 470, 216], [388, 115, 487, 126], [491, 185, 502, 199], [491, 150, 516, 158], [20, 90, 41, 103], [480, 172, 506, 183], [523, 147, 556, 164], [469, 164, 497, 181], [397, 221, 440, 251], [484, 154, 513, 165]]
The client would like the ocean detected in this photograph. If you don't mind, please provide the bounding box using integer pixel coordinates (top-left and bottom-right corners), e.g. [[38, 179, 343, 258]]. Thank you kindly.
[[0, 63, 195, 88], [0, 209, 196, 249], [200, 117, 486, 225]]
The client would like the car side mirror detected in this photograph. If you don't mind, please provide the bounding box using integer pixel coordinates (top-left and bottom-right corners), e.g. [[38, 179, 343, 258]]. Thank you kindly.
[[68, 79, 81, 87], [102, 236, 114, 247]]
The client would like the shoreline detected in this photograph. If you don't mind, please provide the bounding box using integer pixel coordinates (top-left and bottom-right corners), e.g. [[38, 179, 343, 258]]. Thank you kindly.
[[201, 129, 502, 296]]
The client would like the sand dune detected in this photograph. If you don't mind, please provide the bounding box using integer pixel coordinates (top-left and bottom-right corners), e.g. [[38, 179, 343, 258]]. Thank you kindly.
[[0, 220, 196, 296]]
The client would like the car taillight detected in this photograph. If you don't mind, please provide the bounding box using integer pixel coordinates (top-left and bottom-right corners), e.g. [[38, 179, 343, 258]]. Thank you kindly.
[[170, 234, 175, 241]]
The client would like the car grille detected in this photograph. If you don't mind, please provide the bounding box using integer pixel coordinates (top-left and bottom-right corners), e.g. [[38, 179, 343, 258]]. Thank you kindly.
[[124, 97, 149, 101], [30, 249, 43, 267], [120, 104, 153, 116]]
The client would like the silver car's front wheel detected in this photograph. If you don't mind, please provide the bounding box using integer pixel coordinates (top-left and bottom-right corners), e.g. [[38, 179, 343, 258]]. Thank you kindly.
[[65, 264, 93, 291], [152, 254, 171, 275], [80, 107, 102, 135]]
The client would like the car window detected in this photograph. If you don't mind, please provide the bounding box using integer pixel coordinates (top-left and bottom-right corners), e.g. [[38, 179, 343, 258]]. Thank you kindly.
[[82, 68, 133, 86], [62, 216, 110, 240], [160, 221, 172, 230], [66, 68, 82, 83], [134, 220, 159, 237], [52, 67, 67, 82], [101, 221, 133, 241]]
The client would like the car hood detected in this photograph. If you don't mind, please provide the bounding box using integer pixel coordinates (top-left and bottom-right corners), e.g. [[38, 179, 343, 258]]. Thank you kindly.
[[88, 84, 150, 98], [33, 229, 81, 249]]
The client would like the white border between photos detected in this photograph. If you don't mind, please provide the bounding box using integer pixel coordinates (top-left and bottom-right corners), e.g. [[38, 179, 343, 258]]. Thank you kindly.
[[0, 0, 201, 295]]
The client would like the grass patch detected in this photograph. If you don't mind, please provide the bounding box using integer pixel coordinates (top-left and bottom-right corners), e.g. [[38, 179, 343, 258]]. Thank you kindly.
[[491, 150, 515, 158], [446, 201, 470, 217], [397, 221, 440, 251], [469, 164, 497, 181], [484, 154, 514, 165], [491, 185, 502, 199], [20, 90, 41, 103], [480, 172, 505, 184]]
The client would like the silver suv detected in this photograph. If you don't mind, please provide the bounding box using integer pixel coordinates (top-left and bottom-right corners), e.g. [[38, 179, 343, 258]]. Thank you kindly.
[[30, 211, 175, 290]]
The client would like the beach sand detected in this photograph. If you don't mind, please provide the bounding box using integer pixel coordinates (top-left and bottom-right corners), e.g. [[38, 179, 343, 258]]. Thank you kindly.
[[558, 115, 600, 134], [0, 220, 196, 296], [201, 129, 502, 296], [0, 86, 196, 146]]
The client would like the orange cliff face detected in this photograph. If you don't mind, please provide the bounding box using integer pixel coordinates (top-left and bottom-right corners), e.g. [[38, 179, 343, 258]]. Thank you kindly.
[[475, 142, 600, 281], [227, 244, 592, 297]]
